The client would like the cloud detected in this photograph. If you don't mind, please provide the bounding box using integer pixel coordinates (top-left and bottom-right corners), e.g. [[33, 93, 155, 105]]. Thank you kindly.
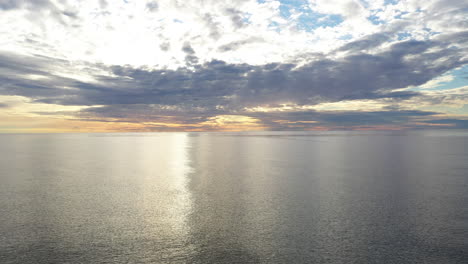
[[309, 0, 367, 19], [337, 33, 391, 53], [0, 0, 51, 11], [57, 103, 456, 131], [395, 86, 468, 112], [182, 42, 199, 65], [420, 119, 468, 129], [417, 74, 455, 89], [0, 0, 467, 131], [1, 0, 465, 67], [224, 8, 246, 28], [218, 37, 264, 52], [246, 109, 441, 130], [145, 1, 158, 12], [0, 29, 466, 109]]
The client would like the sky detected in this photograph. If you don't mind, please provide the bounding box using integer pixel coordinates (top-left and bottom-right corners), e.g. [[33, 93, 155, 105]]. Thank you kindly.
[[0, 0, 467, 132]]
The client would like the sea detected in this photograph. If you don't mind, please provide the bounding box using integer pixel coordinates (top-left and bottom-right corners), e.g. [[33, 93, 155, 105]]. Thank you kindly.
[[0, 131, 467, 263]]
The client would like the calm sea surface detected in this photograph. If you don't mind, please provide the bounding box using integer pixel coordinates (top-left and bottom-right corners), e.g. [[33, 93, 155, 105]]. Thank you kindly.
[[0, 131, 467, 263]]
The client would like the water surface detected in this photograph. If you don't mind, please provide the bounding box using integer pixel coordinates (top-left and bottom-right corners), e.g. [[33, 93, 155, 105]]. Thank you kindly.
[[1, 131, 467, 263]]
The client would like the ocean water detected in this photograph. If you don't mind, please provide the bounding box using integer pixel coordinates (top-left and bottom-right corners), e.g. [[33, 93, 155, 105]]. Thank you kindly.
[[0, 131, 467, 263]]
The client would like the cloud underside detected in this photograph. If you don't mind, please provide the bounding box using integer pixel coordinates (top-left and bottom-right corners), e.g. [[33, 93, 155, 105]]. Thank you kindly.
[[0, 0, 467, 131]]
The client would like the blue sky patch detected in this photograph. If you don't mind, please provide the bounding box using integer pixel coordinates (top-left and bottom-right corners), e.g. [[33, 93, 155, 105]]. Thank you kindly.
[[434, 65, 468, 91], [368, 14, 385, 25], [384, 0, 399, 5], [272, 0, 344, 31], [397, 32, 411, 40]]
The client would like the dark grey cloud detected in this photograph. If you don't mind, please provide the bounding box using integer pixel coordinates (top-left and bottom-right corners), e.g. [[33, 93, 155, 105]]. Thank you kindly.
[[146, 1, 158, 12], [182, 42, 195, 54], [247, 110, 439, 130], [182, 42, 199, 65], [0, 102, 8, 108], [61, 10, 78, 19], [203, 13, 222, 39], [224, 8, 245, 28], [0, 53, 108, 103], [342, 90, 421, 101]]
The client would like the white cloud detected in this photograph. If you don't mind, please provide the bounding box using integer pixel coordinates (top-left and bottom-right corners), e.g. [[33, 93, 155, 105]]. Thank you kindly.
[[309, 0, 368, 19], [0, 0, 466, 72], [392, 86, 468, 115], [418, 74, 455, 89]]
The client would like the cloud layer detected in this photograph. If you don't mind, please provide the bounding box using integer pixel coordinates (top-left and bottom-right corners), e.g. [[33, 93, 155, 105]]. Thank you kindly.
[[0, 0, 467, 131]]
